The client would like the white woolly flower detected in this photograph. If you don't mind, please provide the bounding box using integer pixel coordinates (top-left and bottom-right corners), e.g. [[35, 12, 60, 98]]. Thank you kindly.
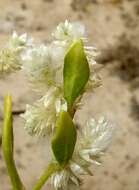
[[52, 20, 85, 43], [51, 159, 90, 190], [22, 44, 65, 92], [0, 49, 21, 74], [0, 31, 33, 74], [51, 158, 94, 190], [21, 87, 67, 136], [76, 117, 114, 166], [51, 163, 81, 190], [9, 31, 33, 50]]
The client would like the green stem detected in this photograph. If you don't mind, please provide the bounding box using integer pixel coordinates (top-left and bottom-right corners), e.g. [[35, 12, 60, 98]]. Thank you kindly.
[[2, 95, 25, 190], [32, 163, 60, 190], [68, 106, 76, 118]]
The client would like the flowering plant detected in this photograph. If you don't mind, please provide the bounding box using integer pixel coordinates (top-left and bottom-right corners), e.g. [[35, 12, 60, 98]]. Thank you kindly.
[[1, 21, 114, 190]]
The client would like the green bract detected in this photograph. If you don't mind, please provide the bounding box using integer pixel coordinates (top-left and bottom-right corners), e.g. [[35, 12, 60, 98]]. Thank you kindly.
[[64, 39, 90, 107], [51, 111, 77, 166]]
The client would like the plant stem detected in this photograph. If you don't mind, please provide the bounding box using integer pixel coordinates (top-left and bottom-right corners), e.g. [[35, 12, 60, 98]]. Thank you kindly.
[[68, 106, 76, 118], [2, 95, 25, 190], [32, 163, 60, 190]]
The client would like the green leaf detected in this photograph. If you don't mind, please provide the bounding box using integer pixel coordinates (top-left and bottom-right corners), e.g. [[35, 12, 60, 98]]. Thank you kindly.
[[64, 39, 90, 107], [2, 95, 25, 190], [51, 111, 77, 166]]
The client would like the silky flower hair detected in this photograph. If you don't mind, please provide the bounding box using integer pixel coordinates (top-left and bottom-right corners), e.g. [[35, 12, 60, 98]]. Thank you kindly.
[[1, 20, 115, 190]]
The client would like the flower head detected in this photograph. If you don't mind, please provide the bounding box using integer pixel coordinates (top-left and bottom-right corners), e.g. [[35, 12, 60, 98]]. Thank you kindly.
[[52, 20, 85, 43], [0, 31, 32, 74], [75, 117, 114, 166], [0, 49, 21, 74], [51, 159, 90, 190], [21, 87, 67, 136], [51, 163, 82, 190], [9, 31, 33, 50], [22, 44, 65, 93]]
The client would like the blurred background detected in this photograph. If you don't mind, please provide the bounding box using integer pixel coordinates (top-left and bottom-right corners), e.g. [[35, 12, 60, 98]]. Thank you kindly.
[[0, 0, 139, 189]]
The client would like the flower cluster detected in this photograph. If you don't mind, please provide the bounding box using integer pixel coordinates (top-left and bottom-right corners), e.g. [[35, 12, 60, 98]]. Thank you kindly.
[[1, 20, 114, 190], [21, 20, 101, 136]]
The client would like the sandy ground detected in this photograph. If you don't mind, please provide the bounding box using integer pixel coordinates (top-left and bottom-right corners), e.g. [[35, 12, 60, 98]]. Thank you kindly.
[[0, 0, 139, 190]]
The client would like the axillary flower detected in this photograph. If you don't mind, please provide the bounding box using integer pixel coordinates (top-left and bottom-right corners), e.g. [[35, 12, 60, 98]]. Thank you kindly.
[[52, 20, 86, 43], [0, 31, 32, 74], [21, 44, 65, 93], [1, 21, 115, 190], [76, 117, 114, 165], [21, 87, 67, 137]]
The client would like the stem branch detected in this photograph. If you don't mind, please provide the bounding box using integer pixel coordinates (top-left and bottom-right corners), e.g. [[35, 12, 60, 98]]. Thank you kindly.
[[32, 163, 60, 190]]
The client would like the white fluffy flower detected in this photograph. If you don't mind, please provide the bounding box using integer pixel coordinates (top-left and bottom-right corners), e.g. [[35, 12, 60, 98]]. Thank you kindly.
[[51, 163, 81, 190], [22, 44, 65, 92], [76, 117, 114, 166], [51, 159, 90, 190], [52, 20, 85, 43], [21, 87, 67, 136], [0, 31, 32, 74], [9, 31, 33, 50], [0, 49, 21, 74]]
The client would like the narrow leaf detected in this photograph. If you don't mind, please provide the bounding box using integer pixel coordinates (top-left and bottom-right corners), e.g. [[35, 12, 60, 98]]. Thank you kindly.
[[64, 39, 90, 107], [2, 95, 25, 190], [52, 111, 77, 166]]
